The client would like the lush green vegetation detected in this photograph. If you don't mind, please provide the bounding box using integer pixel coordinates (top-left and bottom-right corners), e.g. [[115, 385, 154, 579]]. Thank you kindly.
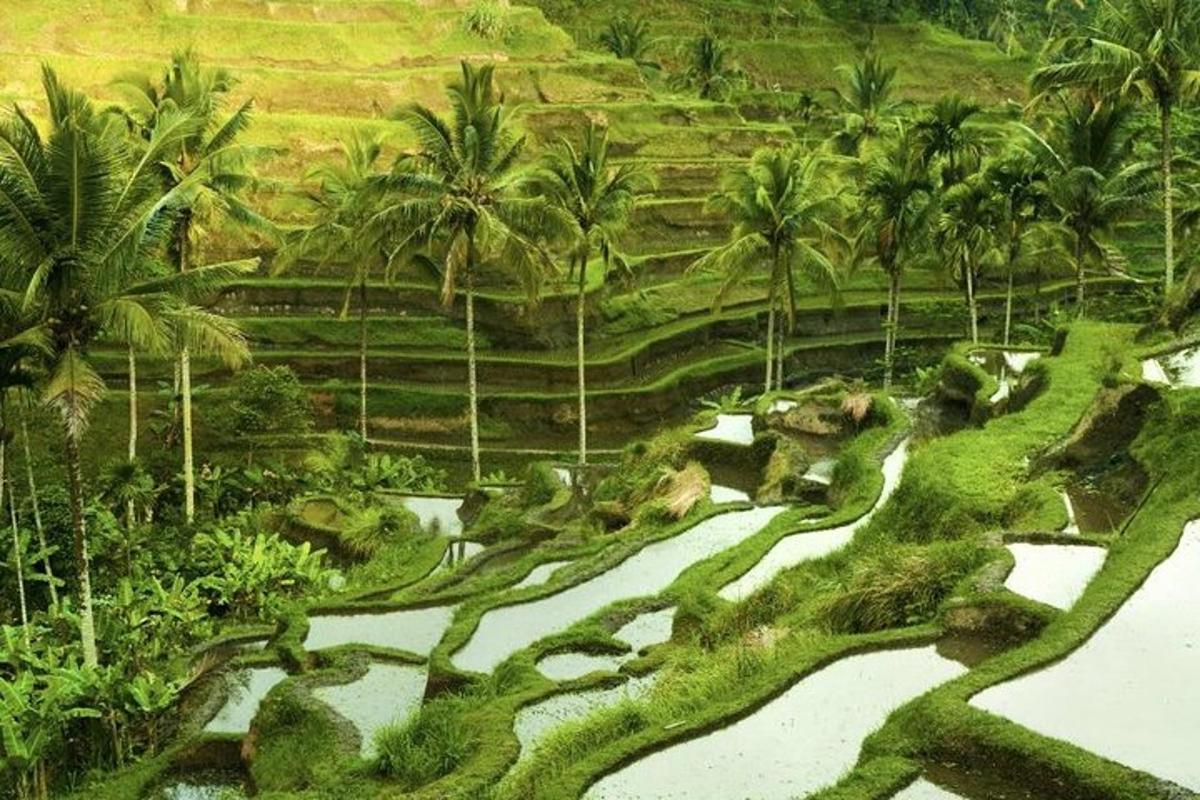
[[1, 0, 1199, 799]]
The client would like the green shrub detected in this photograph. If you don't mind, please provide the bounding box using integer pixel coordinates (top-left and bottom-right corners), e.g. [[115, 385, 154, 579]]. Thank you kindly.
[[192, 527, 334, 619], [213, 366, 312, 442], [520, 461, 563, 508], [462, 0, 509, 40], [822, 542, 985, 634], [373, 695, 477, 788], [342, 505, 421, 558]]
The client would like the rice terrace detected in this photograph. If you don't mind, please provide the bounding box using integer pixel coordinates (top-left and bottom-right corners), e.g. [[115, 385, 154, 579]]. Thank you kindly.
[[2, 0, 1200, 798]]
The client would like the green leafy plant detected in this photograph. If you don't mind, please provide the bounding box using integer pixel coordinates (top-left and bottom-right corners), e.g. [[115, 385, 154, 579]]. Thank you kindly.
[[193, 527, 333, 619], [462, 0, 510, 40]]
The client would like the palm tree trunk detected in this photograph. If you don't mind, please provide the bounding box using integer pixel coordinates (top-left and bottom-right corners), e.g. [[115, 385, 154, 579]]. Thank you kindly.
[[0, 435, 29, 648], [764, 301, 776, 394], [18, 407, 56, 606], [65, 424, 98, 668], [965, 260, 979, 344], [884, 269, 900, 389], [1004, 266, 1014, 346], [576, 252, 589, 467], [181, 346, 195, 523], [466, 260, 482, 484], [127, 345, 137, 525], [1161, 102, 1175, 293], [1074, 233, 1086, 318], [775, 304, 785, 391], [358, 274, 369, 441], [178, 219, 197, 524]]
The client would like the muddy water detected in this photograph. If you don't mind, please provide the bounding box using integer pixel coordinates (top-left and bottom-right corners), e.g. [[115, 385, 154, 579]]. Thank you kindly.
[[153, 773, 248, 800], [696, 414, 755, 445], [615, 608, 675, 652], [972, 520, 1200, 791], [710, 484, 750, 504], [514, 675, 660, 760], [719, 440, 910, 600], [583, 646, 965, 800], [305, 605, 455, 654], [453, 506, 785, 673], [382, 494, 464, 536], [313, 662, 427, 757], [1003, 543, 1106, 610], [537, 652, 630, 682], [514, 560, 573, 590], [1143, 345, 1200, 388], [893, 778, 965, 800], [203, 667, 288, 734]]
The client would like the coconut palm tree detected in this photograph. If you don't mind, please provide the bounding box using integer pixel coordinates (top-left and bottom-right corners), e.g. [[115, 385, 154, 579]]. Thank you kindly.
[[277, 136, 393, 441], [828, 52, 900, 156], [936, 176, 1002, 343], [1020, 96, 1154, 313], [914, 94, 985, 188], [858, 134, 934, 387], [379, 62, 570, 482], [530, 124, 654, 467], [0, 67, 253, 667], [983, 149, 1050, 342], [114, 50, 266, 524], [692, 146, 841, 393], [672, 33, 745, 101], [1031, 0, 1200, 293]]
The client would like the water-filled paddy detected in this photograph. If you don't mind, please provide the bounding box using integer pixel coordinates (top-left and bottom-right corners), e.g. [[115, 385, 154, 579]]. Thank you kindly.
[[695, 414, 755, 445], [719, 439, 909, 600], [710, 484, 750, 504], [892, 778, 966, 799], [614, 607, 675, 652], [583, 645, 965, 800], [537, 652, 629, 681], [305, 605, 455, 654], [152, 773, 248, 800], [453, 505, 785, 673], [382, 494, 464, 536], [1142, 345, 1200, 389], [513, 560, 573, 590], [203, 667, 288, 734], [313, 662, 427, 757], [972, 521, 1200, 791], [1003, 543, 1106, 610], [514, 675, 661, 760]]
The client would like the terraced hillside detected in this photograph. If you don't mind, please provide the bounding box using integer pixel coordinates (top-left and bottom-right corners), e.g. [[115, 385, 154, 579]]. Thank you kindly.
[[1, 0, 1099, 474]]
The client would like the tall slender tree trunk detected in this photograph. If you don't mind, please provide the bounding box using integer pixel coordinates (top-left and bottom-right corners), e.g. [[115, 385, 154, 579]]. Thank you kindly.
[[1161, 102, 1175, 293], [576, 251, 589, 467], [465, 258, 481, 484], [18, 407, 55, 605], [178, 218, 197, 524], [181, 346, 195, 523], [775, 303, 785, 391], [65, 423, 98, 668], [1004, 267, 1014, 346], [965, 259, 979, 344], [358, 274, 369, 441], [1074, 233, 1086, 318], [0, 431, 29, 648], [764, 301, 776, 394], [884, 268, 900, 389], [127, 345, 137, 525]]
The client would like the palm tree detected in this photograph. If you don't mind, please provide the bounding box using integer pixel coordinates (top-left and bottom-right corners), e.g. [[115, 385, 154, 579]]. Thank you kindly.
[[0, 67, 253, 667], [858, 134, 934, 387], [936, 176, 1001, 344], [983, 149, 1050, 342], [1021, 97, 1154, 313], [692, 146, 841, 393], [600, 15, 658, 68], [672, 33, 745, 101], [530, 124, 654, 467], [114, 50, 266, 524], [1031, 0, 1200, 293], [379, 62, 569, 482], [277, 136, 392, 440], [828, 52, 900, 155], [914, 94, 984, 187]]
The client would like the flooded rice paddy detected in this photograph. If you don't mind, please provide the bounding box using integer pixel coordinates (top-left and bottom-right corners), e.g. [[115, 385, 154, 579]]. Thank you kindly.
[[718, 439, 909, 600], [514, 675, 661, 760], [1003, 543, 1106, 610], [453, 505, 785, 673], [537, 652, 630, 682], [1142, 345, 1200, 389], [513, 560, 574, 590], [695, 414, 756, 445], [583, 645, 965, 800], [972, 520, 1200, 791], [305, 605, 455, 654], [892, 778, 965, 800], [313, 662, 427, 757], [382, 494, 464, 536], [203, 667, 288, 735]]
